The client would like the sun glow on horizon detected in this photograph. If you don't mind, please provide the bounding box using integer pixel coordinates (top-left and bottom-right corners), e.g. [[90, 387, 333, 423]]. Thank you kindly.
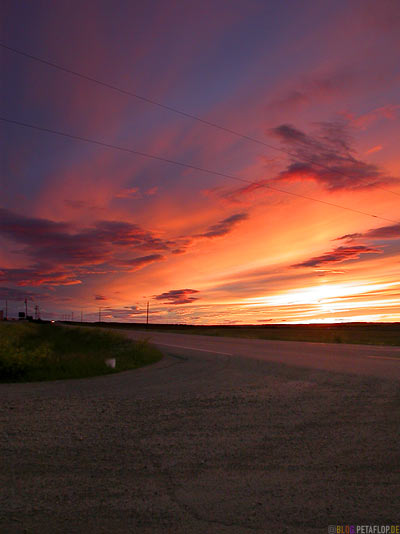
[[244, 281, 400, 307]]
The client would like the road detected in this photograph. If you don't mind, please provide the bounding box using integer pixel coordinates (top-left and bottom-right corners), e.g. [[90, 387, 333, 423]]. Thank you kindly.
[[1, 331, 399, 533], [125, 329, 400, 380]]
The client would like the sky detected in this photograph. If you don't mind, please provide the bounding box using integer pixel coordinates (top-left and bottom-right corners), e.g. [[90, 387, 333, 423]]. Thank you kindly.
[[1, 0, 400, 324]]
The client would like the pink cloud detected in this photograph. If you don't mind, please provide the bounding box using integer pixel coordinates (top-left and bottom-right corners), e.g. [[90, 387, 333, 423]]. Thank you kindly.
[[115, 187, 142, 199], [365, 145, 383, 155], [346, 105, 400, 130]]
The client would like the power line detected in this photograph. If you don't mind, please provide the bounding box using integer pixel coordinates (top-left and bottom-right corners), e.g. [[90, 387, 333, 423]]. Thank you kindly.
[[2, 42, 399, 198], [1, 116, 398, 225]]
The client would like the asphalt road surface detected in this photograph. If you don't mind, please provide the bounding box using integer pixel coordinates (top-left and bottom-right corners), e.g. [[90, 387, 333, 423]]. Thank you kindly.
[[125, 330, 400, 380], [1, 330, 399, 533]]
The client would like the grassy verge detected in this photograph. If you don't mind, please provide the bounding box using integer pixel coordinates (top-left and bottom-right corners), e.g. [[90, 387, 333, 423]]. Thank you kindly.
[[0, 322, 162, 382], [78, 321, 400, 346]]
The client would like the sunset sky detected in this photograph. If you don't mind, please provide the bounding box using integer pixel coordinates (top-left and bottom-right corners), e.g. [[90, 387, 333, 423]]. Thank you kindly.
[[1, 0, 400, 324]]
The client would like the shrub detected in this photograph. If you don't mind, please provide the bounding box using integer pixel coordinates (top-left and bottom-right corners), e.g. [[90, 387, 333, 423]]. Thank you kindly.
[[0, 323, 162, 382]]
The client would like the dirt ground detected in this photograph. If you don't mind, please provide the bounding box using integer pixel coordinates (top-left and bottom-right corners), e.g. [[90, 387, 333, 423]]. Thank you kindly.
[[1, 347, 399, 533]]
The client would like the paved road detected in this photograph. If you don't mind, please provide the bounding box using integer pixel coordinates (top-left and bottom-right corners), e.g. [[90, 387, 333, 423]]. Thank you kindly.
[[125, 329, 400, 380], [1, 331, 399, 533]]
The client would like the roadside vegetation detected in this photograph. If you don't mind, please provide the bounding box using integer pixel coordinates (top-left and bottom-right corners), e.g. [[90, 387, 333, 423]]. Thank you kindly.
[[0, 322, 162, 382], [82, 321, 400, 346]]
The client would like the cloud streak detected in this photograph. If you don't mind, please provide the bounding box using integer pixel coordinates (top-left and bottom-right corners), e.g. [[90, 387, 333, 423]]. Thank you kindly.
[[197, 213, 248, 238], [338, 223, 400, 241], [154, 289, 200, 305], [292, 245, 381, 268], [0, 208, 171, 286]]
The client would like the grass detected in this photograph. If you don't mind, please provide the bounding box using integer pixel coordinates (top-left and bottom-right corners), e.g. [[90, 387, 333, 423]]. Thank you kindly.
[[0, 322, 162, 382], [80, 321, 400, 347]]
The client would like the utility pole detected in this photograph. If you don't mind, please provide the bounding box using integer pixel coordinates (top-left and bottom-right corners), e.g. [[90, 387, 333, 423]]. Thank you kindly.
[[81, 310, 83, 323], [5, 299, 7, 320], [24, 298, 28, 318], [146, 300, 149, 327], [99, 307, 102, 323], [71, 311, 74, 322]]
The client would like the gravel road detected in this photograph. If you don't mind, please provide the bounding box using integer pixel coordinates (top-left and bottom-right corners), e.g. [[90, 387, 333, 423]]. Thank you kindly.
[[1, 333, 399, 533]]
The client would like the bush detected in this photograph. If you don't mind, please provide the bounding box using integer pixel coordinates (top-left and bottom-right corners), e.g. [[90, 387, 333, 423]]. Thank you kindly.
[[0, 323, 162, 382]]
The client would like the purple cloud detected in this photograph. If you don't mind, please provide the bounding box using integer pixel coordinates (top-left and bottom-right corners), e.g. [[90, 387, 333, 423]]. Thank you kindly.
[[197, 213, 248, 238], [0, 209, 173, 287], [0, 267, 82, 287], [154, 289, 199, 305], [271, 122, 397, 191], [292, 245, 381, 268], [338, 223, 400, 241]]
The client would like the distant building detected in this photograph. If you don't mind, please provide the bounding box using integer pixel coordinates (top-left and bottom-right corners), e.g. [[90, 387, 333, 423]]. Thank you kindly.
[[18, 312, 25, 320], [0, 310, 3, 321]]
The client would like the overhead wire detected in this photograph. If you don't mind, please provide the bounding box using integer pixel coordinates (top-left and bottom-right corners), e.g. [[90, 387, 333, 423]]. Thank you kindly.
[[1, 42, 399, 198], [1, 116, 399, 225]]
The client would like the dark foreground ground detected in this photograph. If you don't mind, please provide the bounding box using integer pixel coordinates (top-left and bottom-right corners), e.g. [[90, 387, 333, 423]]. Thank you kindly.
[[1, 340, 399, 533]]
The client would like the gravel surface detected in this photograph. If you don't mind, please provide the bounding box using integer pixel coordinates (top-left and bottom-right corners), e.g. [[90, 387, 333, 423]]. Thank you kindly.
[[1, 342, 399, 533]]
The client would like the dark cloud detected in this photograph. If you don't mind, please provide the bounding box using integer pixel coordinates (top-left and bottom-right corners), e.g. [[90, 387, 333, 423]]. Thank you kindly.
[[336, 233, 363, 241], [154, 289, 199, 305], [95, 294, 107, 301], [197, 213, 248, 238], [0, 207, 69, 242], [292, 245, 381, 268], [338, 224, 400, 241], [271, 122, 397, 191], [365, 224, 400, 239], [0, 208, 173, 287]]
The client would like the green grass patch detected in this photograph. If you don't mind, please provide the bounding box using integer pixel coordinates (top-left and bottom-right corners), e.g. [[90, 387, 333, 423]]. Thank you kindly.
[[0, 322, 162, 382]]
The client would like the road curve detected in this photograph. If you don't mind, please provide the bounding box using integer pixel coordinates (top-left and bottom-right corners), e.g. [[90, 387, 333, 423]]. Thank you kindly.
[[1, 328, 399, 533], [125, 329, 400, 380]]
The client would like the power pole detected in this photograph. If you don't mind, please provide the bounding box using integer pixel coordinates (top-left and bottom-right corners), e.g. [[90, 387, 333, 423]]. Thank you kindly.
[[71, 311, 74, 322], [81, 310, 83, 323], [146, 300, 149, 326], [24, 298, 28, 318], [99, 307, 101, 323], [5, 299, 7, 320]]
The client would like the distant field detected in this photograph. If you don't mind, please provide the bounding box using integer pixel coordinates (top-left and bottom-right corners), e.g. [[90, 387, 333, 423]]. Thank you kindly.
[[0, 322, 162, 382], [77, 321, 400, 346]]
